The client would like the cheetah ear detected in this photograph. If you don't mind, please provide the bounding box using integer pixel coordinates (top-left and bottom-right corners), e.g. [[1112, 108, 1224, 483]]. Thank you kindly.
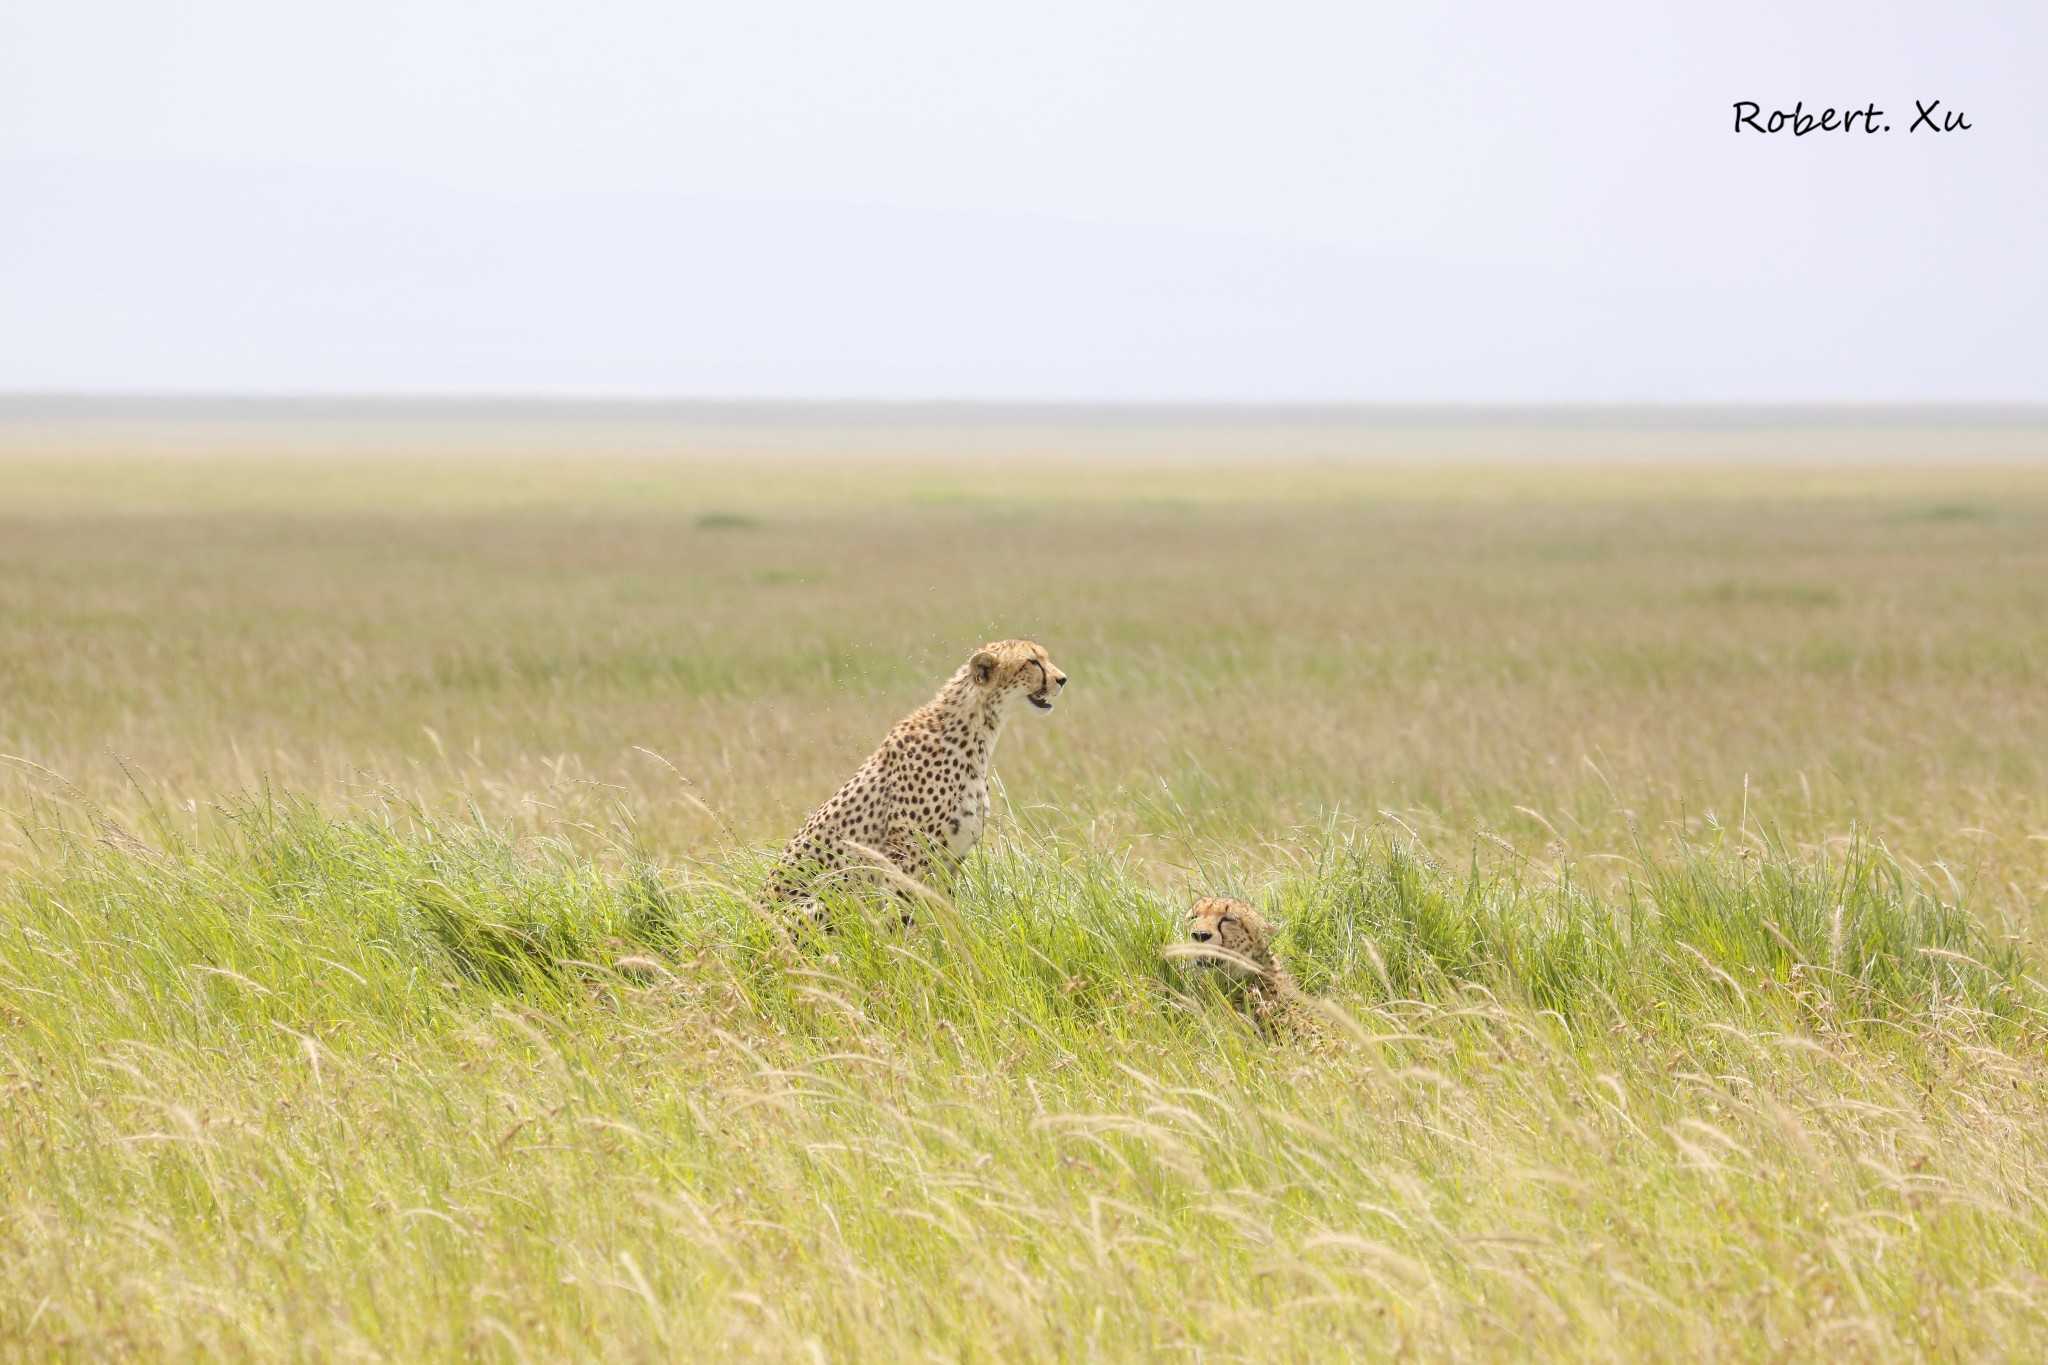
[[969, 650, 998, 685]]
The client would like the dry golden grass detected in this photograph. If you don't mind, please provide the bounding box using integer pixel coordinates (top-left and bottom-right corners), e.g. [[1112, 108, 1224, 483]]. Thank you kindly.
[[4, 428, 2047, 897]]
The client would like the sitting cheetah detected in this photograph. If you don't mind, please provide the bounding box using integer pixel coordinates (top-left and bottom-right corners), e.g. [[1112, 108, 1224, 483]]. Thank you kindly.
[[765, 639, 1067, 925]]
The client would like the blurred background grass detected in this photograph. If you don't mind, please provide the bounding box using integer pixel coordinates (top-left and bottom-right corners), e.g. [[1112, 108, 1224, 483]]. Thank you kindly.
[[3, 415, 2046, 913]]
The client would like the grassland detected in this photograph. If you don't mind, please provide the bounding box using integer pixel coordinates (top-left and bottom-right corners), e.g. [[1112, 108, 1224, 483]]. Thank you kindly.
[[4, 410, 2048, 1360]]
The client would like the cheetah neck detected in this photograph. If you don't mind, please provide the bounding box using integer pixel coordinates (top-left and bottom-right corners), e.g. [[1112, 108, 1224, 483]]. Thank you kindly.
[[927, 673, 1009, 767]]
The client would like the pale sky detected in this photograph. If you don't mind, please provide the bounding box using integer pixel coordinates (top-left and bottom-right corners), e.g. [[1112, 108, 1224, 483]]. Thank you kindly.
[[2, 2, 2042, 400]]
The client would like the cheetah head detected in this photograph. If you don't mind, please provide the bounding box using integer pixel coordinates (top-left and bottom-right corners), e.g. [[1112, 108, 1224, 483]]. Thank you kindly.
[[967, 639, 1067, 714], [1181, 897, 1275, 978]]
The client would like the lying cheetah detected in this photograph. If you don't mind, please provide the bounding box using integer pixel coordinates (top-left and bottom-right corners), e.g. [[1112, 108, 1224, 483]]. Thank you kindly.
[[765, 639, 1066, 925], [1177, 896, 1296, 1022], [1171, 896, 1341, 1050]]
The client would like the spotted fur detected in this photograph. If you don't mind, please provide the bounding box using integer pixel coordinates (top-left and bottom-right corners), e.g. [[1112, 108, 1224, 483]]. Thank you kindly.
[[766, 640, 1066, 925]]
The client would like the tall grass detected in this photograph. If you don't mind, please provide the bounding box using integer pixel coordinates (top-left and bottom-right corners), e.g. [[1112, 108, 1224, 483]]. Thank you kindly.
[[4, 796, 2046, 1360], [5, 444, 2048, 1357]]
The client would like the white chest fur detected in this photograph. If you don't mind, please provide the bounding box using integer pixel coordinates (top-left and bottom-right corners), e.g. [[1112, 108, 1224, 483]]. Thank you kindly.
[[936, 714, 1000, 860], [945, 774, 990, 857]]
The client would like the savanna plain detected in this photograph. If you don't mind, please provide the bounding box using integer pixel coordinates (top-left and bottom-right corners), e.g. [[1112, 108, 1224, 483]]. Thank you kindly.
[[4, 410, 2048, 1362]]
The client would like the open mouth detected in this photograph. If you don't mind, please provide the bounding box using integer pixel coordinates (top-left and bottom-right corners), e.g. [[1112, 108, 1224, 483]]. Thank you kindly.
[[1028, 694, 1055, 711]]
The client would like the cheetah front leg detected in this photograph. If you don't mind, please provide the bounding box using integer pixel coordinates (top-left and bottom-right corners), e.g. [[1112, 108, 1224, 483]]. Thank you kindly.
[[878, 827, 938, 926]]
